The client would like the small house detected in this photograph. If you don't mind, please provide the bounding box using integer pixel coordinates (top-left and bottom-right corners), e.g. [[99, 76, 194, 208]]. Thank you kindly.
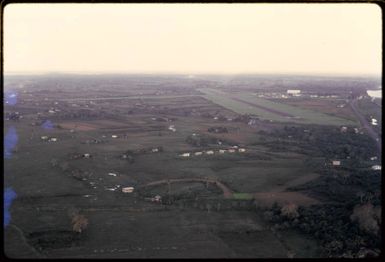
[[219, 149, 226, 154], [168, 125, 176, 132], [332, 160, 341, 166], [108, 173, 117, 177], [111, 135, 118, 138], [228, 149, 236, 153], [238, 148, 246, 152], [194, 152, 203, 156], [41, 136, 49, 140], [152, 148, 159, 153], [180, 153, 190, 157], [49, 137, 57, 142], [122, 187, 134, 193], [206, 150, 214, 155], [370, 156, 378, 161], [153, 195, 162, 202]]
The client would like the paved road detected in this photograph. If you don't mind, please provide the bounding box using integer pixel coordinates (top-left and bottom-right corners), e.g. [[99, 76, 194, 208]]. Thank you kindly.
[[349, 98, 381, 155], [142, 178, 234, 198]]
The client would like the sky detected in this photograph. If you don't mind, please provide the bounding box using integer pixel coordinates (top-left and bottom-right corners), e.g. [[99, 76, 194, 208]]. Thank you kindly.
[[3, 3, 382, 76]]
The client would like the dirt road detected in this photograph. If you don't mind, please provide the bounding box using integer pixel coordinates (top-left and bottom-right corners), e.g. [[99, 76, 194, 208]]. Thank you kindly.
[[142, 178, 234, 198]]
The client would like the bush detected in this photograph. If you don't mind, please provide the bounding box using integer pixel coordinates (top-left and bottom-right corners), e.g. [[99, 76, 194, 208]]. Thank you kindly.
[[350, 203, 381, 235], [72, 214, 88, 233], [280, 203, 299, 219]]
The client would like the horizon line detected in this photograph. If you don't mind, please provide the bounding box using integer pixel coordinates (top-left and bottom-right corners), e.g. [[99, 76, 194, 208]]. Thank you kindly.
[[3, 71, 382, 78]]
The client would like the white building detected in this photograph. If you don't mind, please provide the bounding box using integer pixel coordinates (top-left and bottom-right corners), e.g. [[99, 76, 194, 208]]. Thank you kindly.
[[238, 148, 246, 152], [194, 152, 203, 156], [219, 149, 226, 154], [41, 136, 49, 140], [108, 173, 117, 177], [180, 153, 190, 157], [332, 160, 341, 166], [49, 137, 57, 142], [228, 149, 236, 153], [152, 148, 159, 153], [287, 90, 301, 95], [206, 150, 214, 155], [372, 165, 381, 170], [122, 187, 134, 193], [371, 119, 378, 126], [111, 135, 118, 138], [370, 156, 378, 161], [168, 125, 176, 132]]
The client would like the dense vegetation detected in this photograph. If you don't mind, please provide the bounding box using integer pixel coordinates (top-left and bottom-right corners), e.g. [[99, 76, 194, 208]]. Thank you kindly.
[[258, 125, 381, 258]]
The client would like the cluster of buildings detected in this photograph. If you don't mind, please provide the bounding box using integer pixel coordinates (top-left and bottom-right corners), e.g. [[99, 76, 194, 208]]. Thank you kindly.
[[340, 126, 363, 134], [40, 136, 58, 142], [251, 90, 343, 100], [69, 153, 92, 159], [144, 195, 162, 203], [48, 107, 61, 114], [331, 158, 381, 171], [371, 165, 381, 170], [179, 146, 246, 158], [100, 172, 135, 193]]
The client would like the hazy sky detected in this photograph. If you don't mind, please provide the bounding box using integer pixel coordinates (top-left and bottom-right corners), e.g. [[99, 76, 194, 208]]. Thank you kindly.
[[3, 3, 382, 75]]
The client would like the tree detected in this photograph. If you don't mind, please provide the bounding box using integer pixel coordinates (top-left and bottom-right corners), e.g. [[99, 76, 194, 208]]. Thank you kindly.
[[281, 203, 299, 219], [72, 214, 88, 233], [350, 203, 380, 235]]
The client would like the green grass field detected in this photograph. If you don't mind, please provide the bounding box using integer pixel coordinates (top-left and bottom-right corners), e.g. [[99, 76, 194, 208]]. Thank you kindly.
[[232, 193, 254, 200], [199, 88, 356, 126]]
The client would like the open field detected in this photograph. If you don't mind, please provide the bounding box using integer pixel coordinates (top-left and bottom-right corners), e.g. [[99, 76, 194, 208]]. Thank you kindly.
[[4, 74, 381, 258], [268, 97, 358, 122], [199, 88, 357, 126]]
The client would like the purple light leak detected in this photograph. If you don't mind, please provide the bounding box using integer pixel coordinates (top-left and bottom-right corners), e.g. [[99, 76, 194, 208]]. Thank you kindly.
[[41, 120, 54, 130], [4, 126, 18, 159], [4, 187, 17, 227], [4, 90, 18, 106]]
